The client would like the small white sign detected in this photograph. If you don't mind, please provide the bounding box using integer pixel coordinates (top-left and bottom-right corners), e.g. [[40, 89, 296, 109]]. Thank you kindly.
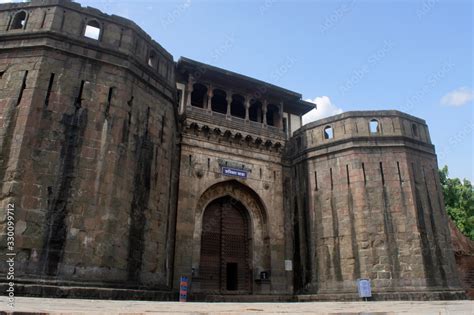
[[357, 278, 372, 298], [284, 260, 293, 271]]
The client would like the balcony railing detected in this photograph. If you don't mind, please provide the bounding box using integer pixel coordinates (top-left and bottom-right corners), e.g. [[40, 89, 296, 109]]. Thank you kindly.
[[186, 106, 287, 140]]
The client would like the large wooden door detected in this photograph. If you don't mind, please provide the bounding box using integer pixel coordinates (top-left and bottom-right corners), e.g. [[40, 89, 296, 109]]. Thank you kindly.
[[199, 196, 250, 293]]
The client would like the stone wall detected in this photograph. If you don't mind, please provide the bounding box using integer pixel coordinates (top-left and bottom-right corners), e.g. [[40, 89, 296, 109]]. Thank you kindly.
[[286, 111, 465, 299], [0, 0, 179, 292]]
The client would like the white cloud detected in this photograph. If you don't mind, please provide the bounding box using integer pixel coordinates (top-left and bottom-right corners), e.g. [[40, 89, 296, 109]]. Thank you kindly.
[[440, 87, 473, 107], [302, 96, 343, 125]]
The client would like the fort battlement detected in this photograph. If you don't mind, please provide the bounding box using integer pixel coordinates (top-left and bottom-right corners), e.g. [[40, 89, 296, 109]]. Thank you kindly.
[[291, 111, 432, 157], [0, 0, 175, 96], [0, 0, 466, 302]]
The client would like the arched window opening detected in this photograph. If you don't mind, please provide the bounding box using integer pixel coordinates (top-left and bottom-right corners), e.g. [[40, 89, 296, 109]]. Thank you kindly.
[[266, 104, 281, 127], [191, 83, 207, 108], [324, 126, 333, 139], [369, 119, 380, 134], [11, 11, 27, 30], [148, 50, 157, 68], [231, 94, 245, 119], [211, 89, 227, 114], [249, 99, 262, 122], [412, 124, 418, 137], [84, 20, 101, 40]]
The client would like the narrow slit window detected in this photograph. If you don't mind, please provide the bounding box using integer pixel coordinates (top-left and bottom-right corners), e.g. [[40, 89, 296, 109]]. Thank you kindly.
[[330, 168, 334, 190], [397, 162, 402, 183], [362, 162, 367, 186], [75, 80, 85, 108], [11, 11, 27, 30], [346, 165, 350, 186], [160, 115, 165, 144], [84, 20, 101, 40], [324, 126, 333, 139], [314, 171, 318, 191], [17, 70, 28, 106], [40, 11, 47, 28], [369, 119, 380, 134], [379, 162, 385, 185], [44, 73, 55, 107]]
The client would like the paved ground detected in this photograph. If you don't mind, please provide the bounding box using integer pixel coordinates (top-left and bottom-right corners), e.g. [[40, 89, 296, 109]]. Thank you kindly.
[[0, 297, 472, 315]]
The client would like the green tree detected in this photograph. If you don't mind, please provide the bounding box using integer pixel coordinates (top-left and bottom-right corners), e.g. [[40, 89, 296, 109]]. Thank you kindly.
[[439, 166, 474, 240]]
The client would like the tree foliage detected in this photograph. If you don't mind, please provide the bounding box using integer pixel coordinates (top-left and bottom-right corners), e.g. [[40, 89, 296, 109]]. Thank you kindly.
[[439, 166, 474, 240]]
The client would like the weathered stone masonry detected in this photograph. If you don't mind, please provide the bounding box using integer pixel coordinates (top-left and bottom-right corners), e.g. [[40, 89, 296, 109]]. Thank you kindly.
[[0, 0, 467, 301], [288, 112, 462, 299], [0, 0, 179, 295]]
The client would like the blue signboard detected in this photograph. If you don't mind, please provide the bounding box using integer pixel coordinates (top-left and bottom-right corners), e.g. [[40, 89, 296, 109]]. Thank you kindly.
[[357, 278, 372, 298], [222, 167, 247, 178]]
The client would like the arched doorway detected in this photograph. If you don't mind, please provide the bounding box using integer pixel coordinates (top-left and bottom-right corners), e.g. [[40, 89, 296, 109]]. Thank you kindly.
[[199, 196, 251, 293]]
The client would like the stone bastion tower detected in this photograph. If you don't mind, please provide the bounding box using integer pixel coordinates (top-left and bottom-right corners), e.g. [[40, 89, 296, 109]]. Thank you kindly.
[[0, 0, 180, 298], [286, 111, 464, 300], [0, 0, 466, 301]]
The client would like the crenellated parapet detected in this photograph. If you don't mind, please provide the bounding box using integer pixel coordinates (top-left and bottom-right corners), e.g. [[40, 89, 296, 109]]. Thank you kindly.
[[0, 0, 175, 98], [287, 110, 433, 161]]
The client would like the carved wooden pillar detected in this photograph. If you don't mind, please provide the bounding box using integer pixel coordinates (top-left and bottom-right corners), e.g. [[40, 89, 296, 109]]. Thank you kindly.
[[186, 75, 194, 108], [279, 101, 284, 129], [207, 85, 213, 111], [262, 100, 268, 126], [244, 97, 250, 121], [226, 92, 232, 116]]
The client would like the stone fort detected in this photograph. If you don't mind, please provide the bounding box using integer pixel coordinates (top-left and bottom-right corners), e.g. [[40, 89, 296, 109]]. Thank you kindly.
[[0, 0, 468, 301]]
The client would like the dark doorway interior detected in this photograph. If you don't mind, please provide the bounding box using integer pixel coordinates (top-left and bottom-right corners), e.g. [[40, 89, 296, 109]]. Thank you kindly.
[[226, 263, 238, 290]]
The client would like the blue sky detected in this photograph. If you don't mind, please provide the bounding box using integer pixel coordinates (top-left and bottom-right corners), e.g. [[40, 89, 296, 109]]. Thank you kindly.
[[76, 0, 472, 180]]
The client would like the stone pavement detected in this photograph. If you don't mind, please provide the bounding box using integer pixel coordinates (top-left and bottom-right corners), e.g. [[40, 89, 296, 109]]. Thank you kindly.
[[0, 297, 472, 315]]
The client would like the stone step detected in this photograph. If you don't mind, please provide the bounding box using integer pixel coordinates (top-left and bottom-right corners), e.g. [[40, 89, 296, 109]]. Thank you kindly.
[[189, 293, 294, 302]]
